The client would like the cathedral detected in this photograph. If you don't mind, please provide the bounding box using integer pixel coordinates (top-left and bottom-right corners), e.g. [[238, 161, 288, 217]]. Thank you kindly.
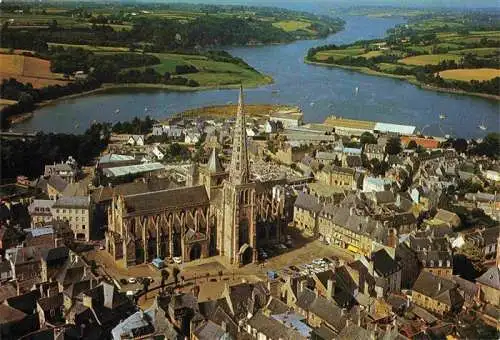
[[106, 86, 288, 267]]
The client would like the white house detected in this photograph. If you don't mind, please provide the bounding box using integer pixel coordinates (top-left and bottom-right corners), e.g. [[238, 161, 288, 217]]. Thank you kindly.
[[127, 135, 145, 146], [151, 145, 165, 160], [363, 176, 394, 192], [185, 132, 201, 144]]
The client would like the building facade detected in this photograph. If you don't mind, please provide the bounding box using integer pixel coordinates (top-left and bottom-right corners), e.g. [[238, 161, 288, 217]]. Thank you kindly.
[[51, 196, 92, 241]]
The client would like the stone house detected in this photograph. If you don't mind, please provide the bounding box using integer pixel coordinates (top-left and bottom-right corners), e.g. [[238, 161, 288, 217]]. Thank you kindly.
[[318, 205, 387, 257], [364, 144, 385, 162], [51, 196, 92, 241], [28, 199, 55, 227], [294, 282, 347, 333], [476, 266, 500, 307], [412, 271, 464, 316], [316, 165, 355, 190], [293, 192, 322, 236]]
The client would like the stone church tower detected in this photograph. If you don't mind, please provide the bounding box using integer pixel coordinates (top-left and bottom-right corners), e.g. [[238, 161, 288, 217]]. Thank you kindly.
[[220, 85, 258, 265]]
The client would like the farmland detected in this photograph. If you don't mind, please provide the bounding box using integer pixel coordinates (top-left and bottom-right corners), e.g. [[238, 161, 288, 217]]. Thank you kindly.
[[439, 68, 500, 81], [0, 54, 69, 88], [399, 54, 462, 66], [307, 11, 500, 98], [123, 52, 271, 87]]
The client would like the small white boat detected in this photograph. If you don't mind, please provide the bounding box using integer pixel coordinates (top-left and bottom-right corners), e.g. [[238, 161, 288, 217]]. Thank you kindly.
[[355, 87, 359, 95], [115, 109, 120, 114], [439, 113, 446, 120], [478, 124, 487, 131]]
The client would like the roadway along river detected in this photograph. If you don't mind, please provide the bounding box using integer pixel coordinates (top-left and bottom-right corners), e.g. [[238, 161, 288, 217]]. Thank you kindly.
[[14, 15, 499, 138]]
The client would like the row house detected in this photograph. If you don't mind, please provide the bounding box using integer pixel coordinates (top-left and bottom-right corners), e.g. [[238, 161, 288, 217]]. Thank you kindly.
[[318, 205, 387, 257]]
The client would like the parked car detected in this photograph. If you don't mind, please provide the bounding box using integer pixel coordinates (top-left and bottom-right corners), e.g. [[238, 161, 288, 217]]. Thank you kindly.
[[173, 257, 182, 264], [128, 277, 137, 284]]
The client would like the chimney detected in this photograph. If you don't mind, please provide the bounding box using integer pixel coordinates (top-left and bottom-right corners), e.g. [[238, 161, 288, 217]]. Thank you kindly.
[[350, 207, 355, 216], [437, 281, 442, 291], [327, 279, 334, 300], [299, 280, 306, 294]]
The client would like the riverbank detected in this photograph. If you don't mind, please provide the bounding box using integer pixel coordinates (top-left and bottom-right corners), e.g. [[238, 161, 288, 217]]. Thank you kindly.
[[8, 76, 274, 125], [305, 59, 500, 101]]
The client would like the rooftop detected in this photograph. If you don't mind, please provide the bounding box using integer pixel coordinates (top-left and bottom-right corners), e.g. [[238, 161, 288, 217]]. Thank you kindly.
[[53, 196, 90, 209], [103, 162, 165, 178]]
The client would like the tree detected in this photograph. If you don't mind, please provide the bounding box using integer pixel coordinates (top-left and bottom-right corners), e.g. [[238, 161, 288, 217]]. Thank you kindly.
[[160, 269, 169, 291], [360, 132, 377, 145], [452, 138, 468, 154], [172, 267, 180, 287], [385, 137, 402, 155], [474, 133, 500, 159], [142, 278, 150, 299], [407, 140, 418, 149]]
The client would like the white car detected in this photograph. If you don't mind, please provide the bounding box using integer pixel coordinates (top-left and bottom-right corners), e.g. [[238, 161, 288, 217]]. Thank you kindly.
[[173, 257, 182, 264], [128, 277, 137, 284]]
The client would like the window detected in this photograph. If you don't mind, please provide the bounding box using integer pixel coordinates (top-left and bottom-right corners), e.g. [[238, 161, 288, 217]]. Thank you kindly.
[[56, 209, 59, 213], [76, 217, 79, 221], [82, 225, 86, 230], [63, 209, 66, 213]]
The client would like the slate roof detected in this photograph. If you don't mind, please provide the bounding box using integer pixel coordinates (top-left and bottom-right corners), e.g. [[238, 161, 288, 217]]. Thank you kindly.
[[47, 175, 68, 193], [337, 324, 373, 340], [320, 206, 387, 243], [412, 271, 464, 307], [0, 304, 27, 324], [6, 290, 40, 314], [451, 275, 478, 298], [41, 246, 69, 262], [265, 296, 290, 315], [296, 287, 346, 331], [372, 249, 400, 277], [123, 186, 209, 214], [53, 196, 90, 209], [294, 192, 322, 213], [192, 320, 226, 340], [476, 266, 500, 290], [247, 311, 307, 340]]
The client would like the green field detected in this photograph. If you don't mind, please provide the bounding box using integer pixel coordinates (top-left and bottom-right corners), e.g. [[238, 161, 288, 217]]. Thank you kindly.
[[453, 48, 499, 57], [272, 20, 313, 32], [399, 54, 462, 66], [378, 63, 414, 72], [126, 52, 270, 87], [359, 51, 383, 58]]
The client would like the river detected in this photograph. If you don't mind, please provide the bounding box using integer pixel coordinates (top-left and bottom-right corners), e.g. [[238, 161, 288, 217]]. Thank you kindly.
[[14, 15, 499, 138]]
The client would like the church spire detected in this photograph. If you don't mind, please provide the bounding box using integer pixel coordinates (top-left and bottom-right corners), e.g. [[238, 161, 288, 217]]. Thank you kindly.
[[229, 84, 249, 185]]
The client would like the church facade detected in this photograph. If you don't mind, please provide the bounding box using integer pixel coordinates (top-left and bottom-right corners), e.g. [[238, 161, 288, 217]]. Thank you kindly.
[[105, 86, 287, 267]]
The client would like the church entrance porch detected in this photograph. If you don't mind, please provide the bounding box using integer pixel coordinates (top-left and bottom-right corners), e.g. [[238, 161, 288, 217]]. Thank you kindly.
[[239, 243, 253, 265]]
